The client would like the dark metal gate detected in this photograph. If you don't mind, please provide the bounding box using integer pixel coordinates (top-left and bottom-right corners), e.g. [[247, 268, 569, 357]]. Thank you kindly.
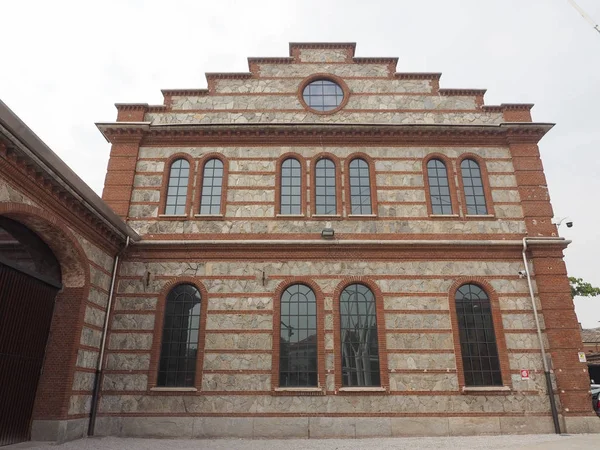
[[0, 262, 59, 446]]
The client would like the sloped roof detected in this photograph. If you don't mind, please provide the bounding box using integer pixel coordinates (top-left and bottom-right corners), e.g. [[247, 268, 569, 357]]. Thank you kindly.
[[0, 100, 139, 242], [582, 328, 600, 343]]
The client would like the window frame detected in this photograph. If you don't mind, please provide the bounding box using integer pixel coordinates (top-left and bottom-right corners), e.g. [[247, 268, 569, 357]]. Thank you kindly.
[[297, 73, 350, 115], [332, 279, 389, 392], [311, 154, 342, 218], [195, 154, 228, 218], [148, 279, 209, 391], [275, 153, 307, 217], [272, 279, 326, 394], [345, 153, 377, 217], [159, 154, 195, 217], [448, 278, 511, 390], [457, 154, 495, 217], [423, 154, 459, 217]]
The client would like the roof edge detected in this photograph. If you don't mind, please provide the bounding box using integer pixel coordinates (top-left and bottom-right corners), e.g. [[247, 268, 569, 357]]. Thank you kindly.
[[0, 100, 139, 242]]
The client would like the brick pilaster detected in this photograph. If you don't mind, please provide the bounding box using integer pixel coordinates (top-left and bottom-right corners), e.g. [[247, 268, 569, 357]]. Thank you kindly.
[[102, 138, 142, 218], [529, 247, 591, 415]]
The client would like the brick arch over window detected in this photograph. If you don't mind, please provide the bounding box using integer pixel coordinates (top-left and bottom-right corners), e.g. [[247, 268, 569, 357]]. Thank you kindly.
[[0, 203, 91, 423], [345, 152, 377, 217], [332, 277, 389, 391], [275, 153, 307, 216], [195, 153, 228, 217], [159, 153, 195, 216], [148, 278, 209, 390], [456, 153, 495, 217], [297, 73, 351, 115], [311, 153, 342, 218], [448, 278, 511, 389], [422, 153, 459, 216], [272, 278, 326, 392]]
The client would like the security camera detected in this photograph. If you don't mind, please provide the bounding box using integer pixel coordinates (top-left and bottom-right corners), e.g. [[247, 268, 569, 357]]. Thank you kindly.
[[552, 217, 572, 229], [518, 270, 527, 279]]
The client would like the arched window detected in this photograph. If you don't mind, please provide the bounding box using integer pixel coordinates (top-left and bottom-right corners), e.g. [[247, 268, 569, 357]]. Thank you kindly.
[[427, 159, 453, 215], [157, 284, 202, 387], [455, 284, 502, 386], [315, 158, 337, 215], [348, 158, 372, 215], [340, 284, 380, 387], [461, 159, 488, 215], [280, 158, 302, 215], [199, 158, 224, 215], [165, 159, 190, 215], [279, 284, 317, 387]]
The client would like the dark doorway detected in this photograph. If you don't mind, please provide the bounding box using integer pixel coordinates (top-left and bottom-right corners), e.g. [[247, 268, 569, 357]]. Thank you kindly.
[[0, 217, 62, 446], [589, 365, 600, 385]]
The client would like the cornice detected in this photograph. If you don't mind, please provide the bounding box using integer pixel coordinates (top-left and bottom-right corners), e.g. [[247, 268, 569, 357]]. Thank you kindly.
[[289, 42, 357, 54], [96, 122, 150, 143], [247, 57, 294, 64], [205, 72, 253, 80], [353, 57, 398, 65], [128, 239, 529, 260], [96, 122, 554, 146], [439, 89, 487, 96], [161, 89, 209, 97], [115, 103, 148, 111], [500, 103, 534, 111], [394, 72, 442, 80], [115, 103, 166, 118], [0, 137, 128, 250]]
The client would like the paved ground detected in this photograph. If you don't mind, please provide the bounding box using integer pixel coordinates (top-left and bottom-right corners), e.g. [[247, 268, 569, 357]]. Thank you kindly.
[[5, 434, 599, 450]]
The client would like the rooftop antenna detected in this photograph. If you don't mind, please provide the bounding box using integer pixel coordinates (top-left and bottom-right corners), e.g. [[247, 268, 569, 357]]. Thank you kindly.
[[568, 0, 600, 35]]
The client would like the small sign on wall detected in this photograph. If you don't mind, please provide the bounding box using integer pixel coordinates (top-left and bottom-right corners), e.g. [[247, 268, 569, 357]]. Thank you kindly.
[[520, 369, 530, 380], [578, 352, 587, 363]]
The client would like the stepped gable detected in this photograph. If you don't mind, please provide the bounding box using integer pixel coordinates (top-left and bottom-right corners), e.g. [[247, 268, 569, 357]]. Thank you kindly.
[[113, 43, 533, 125]]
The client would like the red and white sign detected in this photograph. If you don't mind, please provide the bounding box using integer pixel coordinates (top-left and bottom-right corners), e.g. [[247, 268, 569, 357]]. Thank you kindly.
[[520, 369, 530, 380]]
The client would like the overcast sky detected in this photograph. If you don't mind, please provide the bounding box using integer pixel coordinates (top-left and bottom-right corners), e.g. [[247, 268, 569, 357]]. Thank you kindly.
[[1, 0, 599, 327]]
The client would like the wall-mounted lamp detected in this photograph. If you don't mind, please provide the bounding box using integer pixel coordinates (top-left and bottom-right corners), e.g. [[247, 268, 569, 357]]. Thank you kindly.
[[321, 221, 334, 239], [321, 228, 335, 239]]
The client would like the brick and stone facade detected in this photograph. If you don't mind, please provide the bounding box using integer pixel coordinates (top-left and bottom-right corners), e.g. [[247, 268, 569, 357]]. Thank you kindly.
[[0, 42, 596, 444], [91, 43, 596, 437]]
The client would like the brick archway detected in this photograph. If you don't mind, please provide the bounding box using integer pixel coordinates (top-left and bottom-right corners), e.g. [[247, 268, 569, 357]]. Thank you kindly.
[[0, 203, 88, 288], [0, 203, 91, 443]]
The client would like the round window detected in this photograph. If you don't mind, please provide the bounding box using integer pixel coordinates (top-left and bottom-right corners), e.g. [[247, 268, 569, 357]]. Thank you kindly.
[[302, 79, 344, 112]]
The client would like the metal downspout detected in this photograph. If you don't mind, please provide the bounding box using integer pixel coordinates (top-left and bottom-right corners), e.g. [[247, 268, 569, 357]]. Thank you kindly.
[[522, 237, 561, 434], [88, 236, 130, 436]]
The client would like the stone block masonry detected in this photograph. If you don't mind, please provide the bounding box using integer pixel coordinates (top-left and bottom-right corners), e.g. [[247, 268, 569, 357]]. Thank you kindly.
[[100, 256, 559, 432]]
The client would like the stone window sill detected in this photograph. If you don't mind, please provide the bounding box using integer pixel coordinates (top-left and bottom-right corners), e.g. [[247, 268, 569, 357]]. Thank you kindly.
[[462, 386, 510, 393], [276, 214, 305, 218], [194, 214, 224, 219], [430, 214, 459, 218], [158, 214, 188, 219], [150, 387, 198, 392], [311, 214, 342, 219], [348, 214, 377, 218], [338, 386, 387, 393], [465, 214, 495, 219], [273, 387, 325, 396]]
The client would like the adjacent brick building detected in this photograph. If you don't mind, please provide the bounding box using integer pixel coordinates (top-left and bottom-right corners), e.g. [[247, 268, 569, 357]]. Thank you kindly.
[[0, 43, 597, 445]]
